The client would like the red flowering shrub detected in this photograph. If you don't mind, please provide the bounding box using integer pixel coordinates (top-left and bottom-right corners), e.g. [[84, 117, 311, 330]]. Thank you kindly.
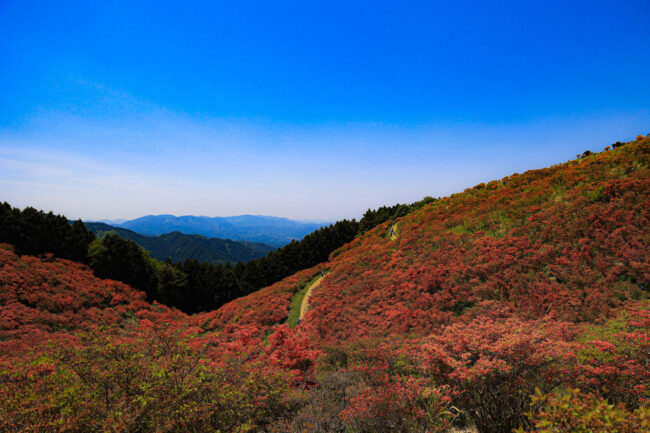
[[267, 324, 321, 386], [419, 317, 577, 433], [575, 301, 650, 407], [339, 362, 454, 433], [0, 244, 167, 359]]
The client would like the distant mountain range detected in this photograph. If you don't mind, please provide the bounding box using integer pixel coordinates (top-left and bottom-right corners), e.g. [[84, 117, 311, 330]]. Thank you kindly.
[[84, 222, 274, 265], [97, 218, 128, 225], [95, 214, 326, 247]]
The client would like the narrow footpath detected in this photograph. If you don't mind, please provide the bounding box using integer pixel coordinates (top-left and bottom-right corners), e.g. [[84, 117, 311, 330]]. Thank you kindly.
[[388, 222, 400, 241], [299, 275, 323, 319]]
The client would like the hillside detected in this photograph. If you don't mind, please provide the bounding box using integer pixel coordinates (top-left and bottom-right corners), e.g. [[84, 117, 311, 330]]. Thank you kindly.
[[84, 222, 273, 264], [0, 243, 316, 432], [115, 214, 324, 247], [0, 244, 160, 355], [203, 137, 649, 345], [1, 136, 648, 433], [192, 136, 649, 431]]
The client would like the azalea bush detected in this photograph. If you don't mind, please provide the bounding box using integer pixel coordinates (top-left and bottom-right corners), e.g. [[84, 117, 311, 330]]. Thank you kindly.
[[284, 341, 456, 433], [574, 301, 650, 408], [419, 317, 577, 433], [339, 362, 454, 433]]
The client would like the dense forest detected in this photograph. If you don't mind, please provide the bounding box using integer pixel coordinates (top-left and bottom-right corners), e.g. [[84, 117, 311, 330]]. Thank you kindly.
[[0, 204, 94, 263], [0, 197, 435, 313]]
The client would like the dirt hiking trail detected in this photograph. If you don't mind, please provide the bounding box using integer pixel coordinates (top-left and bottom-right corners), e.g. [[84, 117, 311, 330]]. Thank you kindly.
[[299, 275, 323, 319]]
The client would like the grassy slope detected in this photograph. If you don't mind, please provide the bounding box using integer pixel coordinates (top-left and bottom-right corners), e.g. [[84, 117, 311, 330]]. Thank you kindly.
[[286, 273, 323, 328]]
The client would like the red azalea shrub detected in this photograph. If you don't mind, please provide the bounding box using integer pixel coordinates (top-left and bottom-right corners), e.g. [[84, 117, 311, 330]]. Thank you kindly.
[[574, 301, 650, 407], [267, 324, 321, 386], [339, 362, 454, 433], [306, 339, 456, 433], [0, 244, 165, 358], [418, 317, 578, 433]]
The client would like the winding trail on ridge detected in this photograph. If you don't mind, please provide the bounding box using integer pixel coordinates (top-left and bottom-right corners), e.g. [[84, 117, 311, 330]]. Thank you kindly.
[[299, 275, 323, 320], [388, 222, 399, 241], [298, 222, 396, 322]]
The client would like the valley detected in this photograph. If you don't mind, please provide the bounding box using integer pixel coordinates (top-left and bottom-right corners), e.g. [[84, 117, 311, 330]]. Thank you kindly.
[[1, 135, 647, 432]]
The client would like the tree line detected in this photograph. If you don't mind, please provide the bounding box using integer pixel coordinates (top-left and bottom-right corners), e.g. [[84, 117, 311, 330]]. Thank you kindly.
[[0, 197, 435, 313]]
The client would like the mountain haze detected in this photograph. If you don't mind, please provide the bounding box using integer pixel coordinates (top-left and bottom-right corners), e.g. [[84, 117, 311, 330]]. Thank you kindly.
[[115, 214, 324, 247], [96, 218, 128, 225]]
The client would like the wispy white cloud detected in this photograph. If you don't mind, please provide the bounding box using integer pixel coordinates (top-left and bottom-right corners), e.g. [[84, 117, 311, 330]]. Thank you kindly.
[[1, 79, 649, 220]]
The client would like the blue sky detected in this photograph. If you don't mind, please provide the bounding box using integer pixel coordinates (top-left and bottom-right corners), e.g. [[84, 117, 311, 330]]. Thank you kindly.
[[1, 0, 649, 221]]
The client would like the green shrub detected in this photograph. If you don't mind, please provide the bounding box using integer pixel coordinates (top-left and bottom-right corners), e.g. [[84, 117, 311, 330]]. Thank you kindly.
[[516, 388, 649, 433]]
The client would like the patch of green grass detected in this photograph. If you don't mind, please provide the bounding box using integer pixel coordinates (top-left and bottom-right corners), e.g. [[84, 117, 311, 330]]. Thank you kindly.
[[330, 246, 344, 258], [449, 224, 471, 235], [286, 273, 324, 328], [491, 212, 513, 238], [585, 185, 606, 202], [447, 212, 512, 238]]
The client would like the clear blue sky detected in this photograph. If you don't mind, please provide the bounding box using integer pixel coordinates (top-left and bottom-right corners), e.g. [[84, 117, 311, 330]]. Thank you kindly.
[[1, 0, 649, 221]]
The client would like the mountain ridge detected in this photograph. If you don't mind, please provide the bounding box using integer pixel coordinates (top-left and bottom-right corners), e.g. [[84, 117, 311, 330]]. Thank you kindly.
[[111, 214, 325, 247], [84, 221, 273, 264]]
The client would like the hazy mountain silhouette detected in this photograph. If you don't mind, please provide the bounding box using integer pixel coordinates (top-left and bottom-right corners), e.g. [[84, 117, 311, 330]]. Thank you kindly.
[[85, 222, 274, 264], [113, 214, 324, 247]]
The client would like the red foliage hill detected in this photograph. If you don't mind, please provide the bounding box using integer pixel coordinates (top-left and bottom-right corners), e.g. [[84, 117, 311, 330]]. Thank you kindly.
[[193, 265, 324, 332], [214, 136, 649, 347], [0, 244, 169, 355], [0, 244, 322, 431]]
